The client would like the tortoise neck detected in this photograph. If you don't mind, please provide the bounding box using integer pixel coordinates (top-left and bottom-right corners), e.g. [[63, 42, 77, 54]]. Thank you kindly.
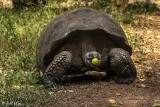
[[81, 35, 96, 60]]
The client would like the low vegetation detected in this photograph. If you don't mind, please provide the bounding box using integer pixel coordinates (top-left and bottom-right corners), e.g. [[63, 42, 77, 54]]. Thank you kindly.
[[0, 1, 159, 106]]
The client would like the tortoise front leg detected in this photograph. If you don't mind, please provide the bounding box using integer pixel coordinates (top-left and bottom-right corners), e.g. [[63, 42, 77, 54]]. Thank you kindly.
[[43, 51, 72, 88], [108, 48, 137, 84]]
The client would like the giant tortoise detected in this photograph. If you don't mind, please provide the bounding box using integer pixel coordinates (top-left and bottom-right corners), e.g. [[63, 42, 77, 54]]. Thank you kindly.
[[36, 7, 137, 88]]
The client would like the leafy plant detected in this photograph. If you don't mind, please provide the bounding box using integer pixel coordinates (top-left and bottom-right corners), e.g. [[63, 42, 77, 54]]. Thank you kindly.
[[128, 1, 160, 14]]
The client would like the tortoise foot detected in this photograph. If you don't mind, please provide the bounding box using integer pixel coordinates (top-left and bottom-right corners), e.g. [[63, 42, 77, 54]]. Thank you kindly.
[[109, 48, 137, 84], [43, 51, 72, 88]]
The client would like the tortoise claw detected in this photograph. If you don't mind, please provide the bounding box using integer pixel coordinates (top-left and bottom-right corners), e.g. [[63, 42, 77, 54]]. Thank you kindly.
[[44, 82, 58, 88], [113, 77, 135, 84], [43, 78, 58, 88]]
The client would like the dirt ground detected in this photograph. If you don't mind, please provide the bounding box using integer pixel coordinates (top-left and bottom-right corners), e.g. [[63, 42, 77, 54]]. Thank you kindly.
[[33, 14, 160, 107], [33, 73, 160, 107]]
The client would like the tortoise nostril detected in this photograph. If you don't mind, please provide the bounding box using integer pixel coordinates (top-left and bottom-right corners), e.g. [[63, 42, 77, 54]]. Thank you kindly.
[[93, 54, 99, 58]]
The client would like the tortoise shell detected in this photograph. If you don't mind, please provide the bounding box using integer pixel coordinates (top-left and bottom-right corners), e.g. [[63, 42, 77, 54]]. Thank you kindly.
[[36, 7, 132, 71]]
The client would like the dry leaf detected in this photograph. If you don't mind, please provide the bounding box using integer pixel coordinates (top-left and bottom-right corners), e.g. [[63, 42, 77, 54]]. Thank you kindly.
[[116, 93, 122, 96], [152, 103, 160, 107], [108, 98, 117, 104], [68, 90, 74, 93]]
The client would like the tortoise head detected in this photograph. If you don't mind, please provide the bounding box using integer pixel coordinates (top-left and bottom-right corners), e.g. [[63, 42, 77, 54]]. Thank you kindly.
[[85, 51, 101, 67]]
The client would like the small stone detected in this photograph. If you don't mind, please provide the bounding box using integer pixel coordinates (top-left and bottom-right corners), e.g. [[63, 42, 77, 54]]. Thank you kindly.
[[140, 84, 146, 88], [137, 84, 149, 88]]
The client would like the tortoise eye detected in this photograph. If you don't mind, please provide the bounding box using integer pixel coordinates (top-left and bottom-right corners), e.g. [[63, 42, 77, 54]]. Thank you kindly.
[[86, 56, 92, 60]]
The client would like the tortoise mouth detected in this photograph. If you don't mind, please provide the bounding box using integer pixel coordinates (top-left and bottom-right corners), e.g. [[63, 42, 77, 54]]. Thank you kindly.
[[85, 51, 101, 67]]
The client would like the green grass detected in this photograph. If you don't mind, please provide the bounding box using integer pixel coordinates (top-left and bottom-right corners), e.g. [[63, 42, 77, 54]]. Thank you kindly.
[[0, 1, 159, 106], [128, 1, 160, 14], [0, 6, 62, 106]]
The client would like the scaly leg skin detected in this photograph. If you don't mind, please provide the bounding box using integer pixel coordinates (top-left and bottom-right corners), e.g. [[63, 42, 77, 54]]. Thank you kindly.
[[108, 48, 137, 84], [43, 51, 72, 88]]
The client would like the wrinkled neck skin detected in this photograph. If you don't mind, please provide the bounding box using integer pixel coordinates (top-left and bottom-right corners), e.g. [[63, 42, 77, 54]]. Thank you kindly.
[[81, 35, 99, 70], [82, 35, 96, 59]]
